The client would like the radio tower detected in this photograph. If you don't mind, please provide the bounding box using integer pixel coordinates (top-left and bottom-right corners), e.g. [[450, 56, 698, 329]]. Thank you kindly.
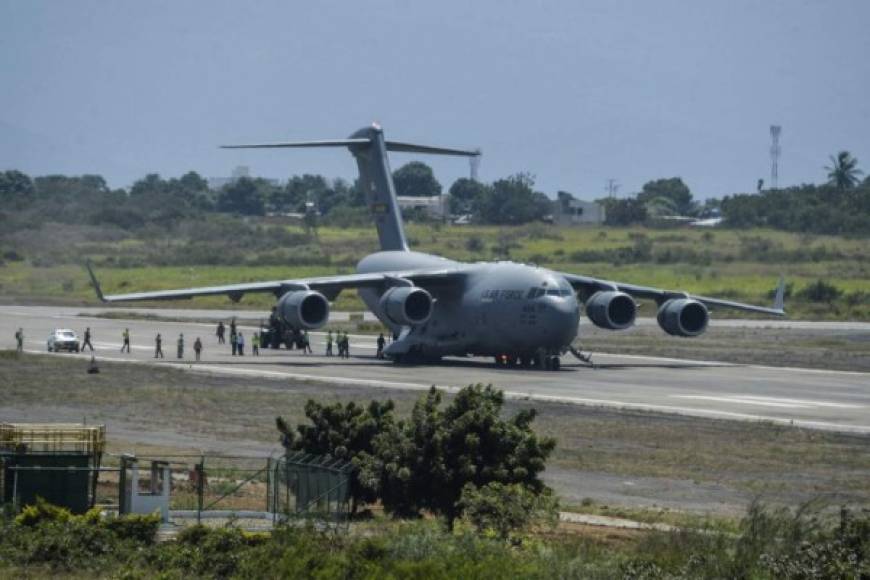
[[770, 125, 782, 190]]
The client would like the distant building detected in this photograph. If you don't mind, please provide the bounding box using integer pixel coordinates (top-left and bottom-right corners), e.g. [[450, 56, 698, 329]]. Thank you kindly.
[[552, 192, 605, 226], [396, 194, 448, 220], [208, 165, 281, 190]]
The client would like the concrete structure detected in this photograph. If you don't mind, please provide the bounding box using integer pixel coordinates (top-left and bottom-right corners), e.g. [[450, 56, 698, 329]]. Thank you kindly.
[[124, 459, 171, 522], [553, 193, 606, 226]]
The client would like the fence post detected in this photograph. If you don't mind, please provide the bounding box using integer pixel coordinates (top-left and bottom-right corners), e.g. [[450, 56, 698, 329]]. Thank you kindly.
[[195, 456, 204, 525], [12, 468, 19, 513], [118, 455, 130, 515]]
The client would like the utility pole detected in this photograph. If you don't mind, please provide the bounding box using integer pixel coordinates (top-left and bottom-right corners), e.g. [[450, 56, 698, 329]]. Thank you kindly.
[[606, 178, 620, 198], [770, 125, 781, 190]]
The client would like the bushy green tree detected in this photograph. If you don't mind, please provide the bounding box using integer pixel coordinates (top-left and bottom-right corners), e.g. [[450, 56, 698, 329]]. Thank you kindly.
[[277, 400, 397, 511], [636, 177, 695, 215], [216, 177, 266, 215], [373, 385, 556, 528], [448, 178, 489, 215], [0, 170, 35, 208], [393, 161, 441, 197], [599, 197, 648, 225], [272, 174, 331, 213], [279, 385, 556, 529], [474, 174, 550, 225]]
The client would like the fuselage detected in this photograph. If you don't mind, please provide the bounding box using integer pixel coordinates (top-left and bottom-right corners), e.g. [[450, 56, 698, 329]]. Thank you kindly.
[[356, 250, 580, 358]]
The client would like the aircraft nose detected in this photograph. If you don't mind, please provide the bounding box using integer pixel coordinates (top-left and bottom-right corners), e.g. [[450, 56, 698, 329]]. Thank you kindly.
[[542, 297, 579, 345]]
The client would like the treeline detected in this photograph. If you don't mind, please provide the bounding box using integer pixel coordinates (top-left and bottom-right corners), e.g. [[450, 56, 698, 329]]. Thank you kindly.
[[2, 149, 868, 235], [599, 151, 870, 236], [0, 163, 551, 233]]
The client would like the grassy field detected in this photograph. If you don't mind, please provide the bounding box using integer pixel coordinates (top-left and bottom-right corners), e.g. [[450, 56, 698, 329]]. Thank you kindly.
[[2, 222, 868, 319], [2, 351, 868, 517]]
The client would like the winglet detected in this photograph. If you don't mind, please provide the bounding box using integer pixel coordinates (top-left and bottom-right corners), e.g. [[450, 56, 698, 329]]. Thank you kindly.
[[772, 276, 786, 314], [85, 260, 107, 302]]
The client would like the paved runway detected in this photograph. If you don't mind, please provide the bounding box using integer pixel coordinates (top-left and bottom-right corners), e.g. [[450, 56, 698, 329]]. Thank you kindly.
[[2, 305, 869, 433]]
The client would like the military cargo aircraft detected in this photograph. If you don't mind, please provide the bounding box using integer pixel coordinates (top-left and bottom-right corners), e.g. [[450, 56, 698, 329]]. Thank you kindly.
[[87, 124, 785, 370]]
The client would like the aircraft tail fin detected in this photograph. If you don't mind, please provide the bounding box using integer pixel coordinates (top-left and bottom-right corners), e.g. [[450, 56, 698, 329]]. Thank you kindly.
[[772, 276, 786, 313], [222, 124, 480, 252]]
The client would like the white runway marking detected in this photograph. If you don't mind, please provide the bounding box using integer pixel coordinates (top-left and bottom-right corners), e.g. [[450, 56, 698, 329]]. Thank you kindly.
[[671, 395, 864, 409], [18, 348, 870, 433]]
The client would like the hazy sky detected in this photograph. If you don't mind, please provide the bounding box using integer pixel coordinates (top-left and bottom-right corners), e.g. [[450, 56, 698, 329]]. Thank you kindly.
[[2, 1, 868, 199]]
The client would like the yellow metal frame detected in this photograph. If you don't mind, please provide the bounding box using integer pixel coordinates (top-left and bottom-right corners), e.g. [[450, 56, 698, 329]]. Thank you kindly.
[[0, 423, 106, 456]]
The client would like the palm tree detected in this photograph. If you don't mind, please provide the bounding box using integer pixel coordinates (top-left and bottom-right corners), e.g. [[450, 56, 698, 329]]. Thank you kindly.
[[825, 151, 863, 190]]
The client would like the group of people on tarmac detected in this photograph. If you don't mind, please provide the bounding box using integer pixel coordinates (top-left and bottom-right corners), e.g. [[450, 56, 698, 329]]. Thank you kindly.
[[149, 330, 203, 361], [215, 319, 260, 357], [324, 330, 352, 358], [16, 319, 386, 362]]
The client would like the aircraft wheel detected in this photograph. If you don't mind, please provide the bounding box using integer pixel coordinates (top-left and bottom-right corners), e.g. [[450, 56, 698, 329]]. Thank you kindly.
[[520, 355, 532, 368], [550, 356, 561, 371]]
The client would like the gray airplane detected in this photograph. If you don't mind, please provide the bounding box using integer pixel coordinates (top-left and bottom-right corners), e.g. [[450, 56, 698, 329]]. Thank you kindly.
[[86, 124, 785, 370]]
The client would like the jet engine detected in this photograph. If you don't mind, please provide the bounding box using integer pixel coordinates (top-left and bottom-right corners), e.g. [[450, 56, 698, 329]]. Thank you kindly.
[[379, 286, 433, 326], [657, 298, 709, 337], [277, 290, 330, 330], [585, 291, 636, 330]]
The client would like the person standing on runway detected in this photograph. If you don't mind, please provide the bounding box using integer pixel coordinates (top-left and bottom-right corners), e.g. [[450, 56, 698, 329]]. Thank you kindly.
[[81, 327, 94, 352]]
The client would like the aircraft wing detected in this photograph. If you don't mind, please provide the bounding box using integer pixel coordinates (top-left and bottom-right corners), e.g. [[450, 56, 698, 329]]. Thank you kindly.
[[560, 272, 786, 317], [85, 261, 468, 303]]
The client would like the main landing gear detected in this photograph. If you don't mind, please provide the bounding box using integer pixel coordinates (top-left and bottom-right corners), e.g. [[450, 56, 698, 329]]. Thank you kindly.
[[494, 352, 561, 371]]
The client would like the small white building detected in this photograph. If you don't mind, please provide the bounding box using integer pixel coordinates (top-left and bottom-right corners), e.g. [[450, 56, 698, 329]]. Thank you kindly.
[[553, 194, 606, 226]]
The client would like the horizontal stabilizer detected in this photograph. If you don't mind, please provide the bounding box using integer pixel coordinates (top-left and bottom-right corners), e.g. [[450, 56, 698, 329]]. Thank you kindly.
[[384, 141, 480, 157], [221, 137, 480, 157], [221, 139, 369, 149]]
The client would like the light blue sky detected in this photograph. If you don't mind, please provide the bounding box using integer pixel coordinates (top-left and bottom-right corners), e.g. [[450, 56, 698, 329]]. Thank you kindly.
[[2, 1, 868, 199]]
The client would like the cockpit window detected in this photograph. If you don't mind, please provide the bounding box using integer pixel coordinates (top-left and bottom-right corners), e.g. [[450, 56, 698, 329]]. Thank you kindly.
[[547, 289, 561, 296], [527, 287, 546, 299]]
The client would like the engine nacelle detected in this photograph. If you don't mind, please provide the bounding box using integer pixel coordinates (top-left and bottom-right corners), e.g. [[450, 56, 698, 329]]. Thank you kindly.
[[657, 298, 709, 337], [379, 286, 433, 327], [277, 290, 330, 330], [585, 291, 636, 330]]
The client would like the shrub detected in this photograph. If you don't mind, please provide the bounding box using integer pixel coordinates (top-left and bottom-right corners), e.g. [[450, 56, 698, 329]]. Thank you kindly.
[[15, 497, 72, 526], [103, 512, 160, 545], [458, 482, 559, 540], [797, 279, 842, 303], [466, 235, 484, 252]]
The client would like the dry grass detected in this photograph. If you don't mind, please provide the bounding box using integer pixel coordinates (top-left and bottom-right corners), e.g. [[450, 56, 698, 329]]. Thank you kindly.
[[2, 351, 869, 517]]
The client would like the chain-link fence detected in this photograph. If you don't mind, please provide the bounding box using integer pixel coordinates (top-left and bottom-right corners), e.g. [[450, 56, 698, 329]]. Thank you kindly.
[[3, 452, 352, 531], [268, 453, 352, 529]]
